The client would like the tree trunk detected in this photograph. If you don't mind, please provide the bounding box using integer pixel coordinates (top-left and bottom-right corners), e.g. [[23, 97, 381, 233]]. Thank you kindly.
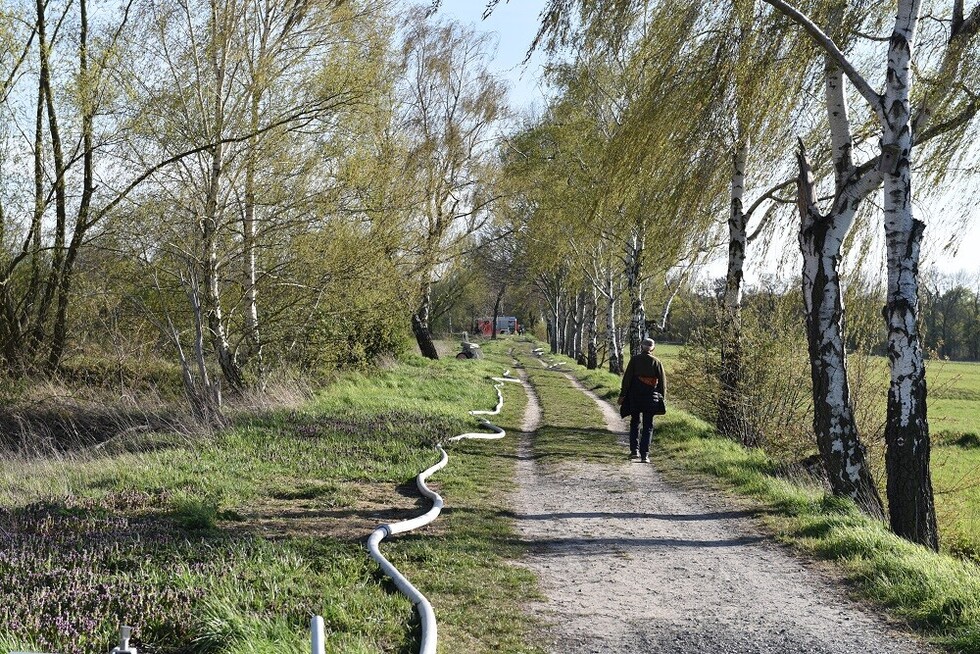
[[47, 0, 95, 371], [587, 288, 598, 369], [202, 155, 244, 390], [202, 23, 244, 392], [718, 141, 750, 444], [797, 143, 885, 519], [491, 285, 505, 341], [550, 292, 560, 354], [180, 270, 222, 422], [47, 239, 82, 370], [625, 227, 645, 358], [243, 88, 264, 382], [413, 281, 439, 359], [564, 294, 573, 355], [605, 269, 622, 374], [31, 0, 68, 361], [881, 0, 938, 549]]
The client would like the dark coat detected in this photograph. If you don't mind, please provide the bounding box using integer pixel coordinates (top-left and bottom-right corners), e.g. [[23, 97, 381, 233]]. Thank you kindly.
[[619, 351, 666, 415]]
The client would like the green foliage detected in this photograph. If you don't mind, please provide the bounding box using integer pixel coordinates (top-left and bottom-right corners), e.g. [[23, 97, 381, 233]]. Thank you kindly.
[[171, 495, 221, 532], [675, 286, 814, 460], [289, 225, 413, 374]]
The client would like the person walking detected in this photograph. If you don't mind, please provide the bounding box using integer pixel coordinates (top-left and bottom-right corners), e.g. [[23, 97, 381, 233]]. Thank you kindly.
[[618, 337, 666, 463]]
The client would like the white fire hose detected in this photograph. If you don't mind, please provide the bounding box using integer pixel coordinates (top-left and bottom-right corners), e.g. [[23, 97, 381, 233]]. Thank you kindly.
[[311, 372, 521, 654]]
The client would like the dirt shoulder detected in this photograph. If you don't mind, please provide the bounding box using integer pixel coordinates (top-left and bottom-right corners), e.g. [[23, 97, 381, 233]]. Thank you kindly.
[[509, 371, 935, 654]]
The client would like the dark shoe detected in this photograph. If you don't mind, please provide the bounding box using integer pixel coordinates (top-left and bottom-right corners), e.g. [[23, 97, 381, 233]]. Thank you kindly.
[[640, 454, 650, 463], [629, 450, 639, 459]]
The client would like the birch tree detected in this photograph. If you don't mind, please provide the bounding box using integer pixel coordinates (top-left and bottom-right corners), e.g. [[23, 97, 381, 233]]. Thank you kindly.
[[0, 0, 136, 374], [768, 0, 980, 547], [697, 1, 817, 447], [398, 8, 509, 359], [130, 0, 384, 390]]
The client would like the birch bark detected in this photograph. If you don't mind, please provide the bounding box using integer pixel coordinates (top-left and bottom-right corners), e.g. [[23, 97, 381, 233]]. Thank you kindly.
[[718, 140, 750, 444], [624, 227, 645, 358], [797, 135, 884, 518], [605, 267, 622, 374], [764, 0, 941, 548], [587, 288, 598, 369], [243, 83, 263, 382], [881, 0, 939, 549], [202, 5, 244, 391]]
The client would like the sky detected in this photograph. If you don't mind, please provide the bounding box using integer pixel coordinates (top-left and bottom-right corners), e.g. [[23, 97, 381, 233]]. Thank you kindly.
[[433, 0, 550, 114], [433, 1, 980, 282]]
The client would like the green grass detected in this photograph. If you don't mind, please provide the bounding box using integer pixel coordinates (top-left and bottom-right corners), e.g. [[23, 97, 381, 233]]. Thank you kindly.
[[544, 346, 980, 653], [0, 344, 544, 654], [871, 357, 980, 563], [930, 359, 980, 433], [516, 352, 620, 464]]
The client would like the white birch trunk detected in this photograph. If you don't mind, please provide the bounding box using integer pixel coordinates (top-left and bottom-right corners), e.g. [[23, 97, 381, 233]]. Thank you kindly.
[[203, 148, 242, 391], [795, 61, 884, 518], [182, 270, 222, 421], [605, 268, 621, 374], [243, 91, 263, 385], [765, 0, 941, 549], [724, 141, 748, 319], [587, 288, 598, 369], [881, 0, 939, 549], [550, 283, 561, 354], [718, 140, 750, 443], [202, 13, 243, 391], [624, 228, 645, 357]]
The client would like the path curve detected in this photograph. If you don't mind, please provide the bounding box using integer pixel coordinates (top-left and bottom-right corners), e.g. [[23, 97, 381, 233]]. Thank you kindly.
[[509, 369, 934, 654]]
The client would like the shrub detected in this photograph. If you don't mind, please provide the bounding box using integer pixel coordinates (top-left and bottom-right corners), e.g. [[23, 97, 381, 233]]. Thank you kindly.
[[675, 289, 813, 462]]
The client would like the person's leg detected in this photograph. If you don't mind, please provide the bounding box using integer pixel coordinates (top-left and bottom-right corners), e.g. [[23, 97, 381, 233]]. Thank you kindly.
[[629, 412, 640, 456], [639, 412, 654, 461]]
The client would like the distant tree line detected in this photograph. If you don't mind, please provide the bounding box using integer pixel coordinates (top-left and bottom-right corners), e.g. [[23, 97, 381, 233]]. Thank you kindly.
[[920, 271, 980, 361]]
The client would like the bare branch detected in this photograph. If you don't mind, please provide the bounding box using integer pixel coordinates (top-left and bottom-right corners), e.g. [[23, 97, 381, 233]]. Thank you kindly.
[[744, 177, 796, 220], [762, 0, 884, 117]]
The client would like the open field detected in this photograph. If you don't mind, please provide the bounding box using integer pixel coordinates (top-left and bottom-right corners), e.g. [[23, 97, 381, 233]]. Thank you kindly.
[[0, 343, 541, 654], [928, 359, 980, 561], [648, 343, 980, 561]]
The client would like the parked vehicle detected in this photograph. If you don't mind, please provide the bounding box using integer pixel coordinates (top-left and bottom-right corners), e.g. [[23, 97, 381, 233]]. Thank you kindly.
[[475, 316, 519, 337]]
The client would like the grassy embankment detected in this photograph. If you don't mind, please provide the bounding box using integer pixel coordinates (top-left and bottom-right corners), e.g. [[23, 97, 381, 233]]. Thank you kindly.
[[0, 343, 544, 654], [533, 342, 980, 653], [928, 359, 980, 562]]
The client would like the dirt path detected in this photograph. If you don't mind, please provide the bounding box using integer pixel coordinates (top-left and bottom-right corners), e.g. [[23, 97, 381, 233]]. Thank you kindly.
[[509, 371, 934, 654]]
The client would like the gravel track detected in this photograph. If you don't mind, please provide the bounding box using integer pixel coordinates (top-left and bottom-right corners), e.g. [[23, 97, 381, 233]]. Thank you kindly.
[[508, 370, 935, 654]]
